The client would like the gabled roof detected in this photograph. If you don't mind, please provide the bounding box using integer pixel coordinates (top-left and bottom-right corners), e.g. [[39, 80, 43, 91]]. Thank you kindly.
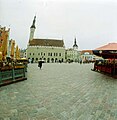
[[29, 39, 64, 47], [95, 43, 117, 50]]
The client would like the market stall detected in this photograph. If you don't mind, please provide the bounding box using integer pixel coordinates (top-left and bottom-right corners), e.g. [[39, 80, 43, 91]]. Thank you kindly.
[[92, 43, 117, 78]]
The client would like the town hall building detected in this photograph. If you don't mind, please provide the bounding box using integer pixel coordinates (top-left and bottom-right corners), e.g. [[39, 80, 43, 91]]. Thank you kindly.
[[27, 16, 65, 63]]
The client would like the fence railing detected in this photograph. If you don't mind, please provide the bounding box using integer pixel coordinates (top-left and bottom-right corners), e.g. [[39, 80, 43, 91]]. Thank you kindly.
[[0, 67, 27, 87]]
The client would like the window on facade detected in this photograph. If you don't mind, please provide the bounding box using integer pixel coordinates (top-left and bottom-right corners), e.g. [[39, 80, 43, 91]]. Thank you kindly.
[[47, 58, 50, 63], [51, 58, 54, 63], [56, 53, 58, 56], [59, 53, 61, 56], [51, 53, 52, 56], [55, 58, 58, 62], [38, 53, 40, 55], [44, 53, 45, 56], [30, 53, 31, 55], [54, 53, 55, 56], [33, 53, 34, 55], [36, 58, 38, 61], [48, 53, 50, 56], [41, 52, 43, 56]]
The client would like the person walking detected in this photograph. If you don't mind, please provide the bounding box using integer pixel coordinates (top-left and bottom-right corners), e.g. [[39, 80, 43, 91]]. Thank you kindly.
[[38, 60, 43, 69]]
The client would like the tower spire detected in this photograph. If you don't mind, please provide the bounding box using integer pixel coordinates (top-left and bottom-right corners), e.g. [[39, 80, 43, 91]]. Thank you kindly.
[[29, 16, 36, 41], [74, 37, 77, 45], [31, 16, 36, 29], [73, 37, 78, 49]]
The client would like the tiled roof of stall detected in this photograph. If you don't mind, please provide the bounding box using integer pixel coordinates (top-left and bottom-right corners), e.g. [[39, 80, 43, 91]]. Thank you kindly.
[[95, 43, 117, 50]]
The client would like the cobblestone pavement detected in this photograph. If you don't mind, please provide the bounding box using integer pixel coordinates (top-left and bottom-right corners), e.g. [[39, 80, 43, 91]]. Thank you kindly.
[[0, 63, 117, 120]]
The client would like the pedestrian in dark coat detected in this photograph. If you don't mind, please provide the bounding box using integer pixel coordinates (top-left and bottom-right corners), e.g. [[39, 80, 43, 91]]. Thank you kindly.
[[38, 61, 43, 69]]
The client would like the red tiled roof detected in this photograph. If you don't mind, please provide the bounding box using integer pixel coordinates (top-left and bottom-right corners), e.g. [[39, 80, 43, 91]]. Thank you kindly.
[[81, 50, 93, 54], [29, 39, 64, 47], [95, 43, 117, 50]]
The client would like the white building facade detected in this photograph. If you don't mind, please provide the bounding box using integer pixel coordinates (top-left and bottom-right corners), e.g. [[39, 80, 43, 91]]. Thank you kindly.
[[26, 16, 65, 63], [27, 45, 65, 63]]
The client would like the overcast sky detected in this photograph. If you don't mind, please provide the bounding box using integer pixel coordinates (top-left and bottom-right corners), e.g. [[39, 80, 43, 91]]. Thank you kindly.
[[0, 0, 117, 50]]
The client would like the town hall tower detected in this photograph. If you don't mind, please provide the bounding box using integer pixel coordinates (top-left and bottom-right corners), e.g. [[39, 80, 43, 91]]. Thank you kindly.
[[29, 16, 36, 41]]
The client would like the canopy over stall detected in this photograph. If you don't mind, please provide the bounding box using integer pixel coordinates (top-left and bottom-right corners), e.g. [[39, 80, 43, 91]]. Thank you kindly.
[[92, 43, 117, 59], [92, 43, 117, 77]]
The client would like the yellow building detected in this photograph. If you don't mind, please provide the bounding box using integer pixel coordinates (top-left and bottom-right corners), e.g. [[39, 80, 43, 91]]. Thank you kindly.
[[0, 26, 10, 61], [27, 16, 65, 63]]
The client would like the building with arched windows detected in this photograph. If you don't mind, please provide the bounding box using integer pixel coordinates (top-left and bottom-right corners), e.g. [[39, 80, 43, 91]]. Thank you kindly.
[[65, 37, 81, 62], [26, 16, 65, 63]]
